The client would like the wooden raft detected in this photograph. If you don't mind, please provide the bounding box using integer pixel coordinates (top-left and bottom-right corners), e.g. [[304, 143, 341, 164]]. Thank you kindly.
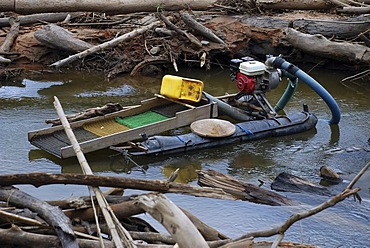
[[28, 96, 218, 158]]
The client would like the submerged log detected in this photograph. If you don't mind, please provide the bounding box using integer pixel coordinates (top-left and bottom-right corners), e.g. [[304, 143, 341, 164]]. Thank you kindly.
[[35, 24, 93, 53], [0, 186, 78, 248], [271, 172, 331, 196], [197, 169, 296, 206]]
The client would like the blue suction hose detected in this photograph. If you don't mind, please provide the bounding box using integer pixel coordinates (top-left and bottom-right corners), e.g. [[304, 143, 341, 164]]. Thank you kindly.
[[267, 57, 341, 124]]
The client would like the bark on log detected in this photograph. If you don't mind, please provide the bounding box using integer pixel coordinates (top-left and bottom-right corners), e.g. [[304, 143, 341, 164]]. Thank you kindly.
[[0, 0, 218, 14], [339, 6, 370, 14], [0, 186, 78, 248], [35, 24, 93, 53], [0, 172, 238, 201], [256, 0, 334, 10], [0, 13, 79, 27], [180, 12, 226, 45], [50, 19, 162, 68], [271, 172, 331, 196], [284, 28, 370, 63], [135, 193, 209, 248], [0, 17, 20, 53], [0, 225, 115, 248], [240, 15, 370, 39], [197, 169, 296, 206]]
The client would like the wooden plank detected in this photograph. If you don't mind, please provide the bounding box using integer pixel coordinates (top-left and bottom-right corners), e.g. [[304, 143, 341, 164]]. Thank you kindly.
[[60, 103, 218, 158], [28, 97, 169, 140]]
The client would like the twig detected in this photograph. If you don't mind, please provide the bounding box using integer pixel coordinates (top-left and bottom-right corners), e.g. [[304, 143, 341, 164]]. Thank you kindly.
[[341, 68, 370, 82]]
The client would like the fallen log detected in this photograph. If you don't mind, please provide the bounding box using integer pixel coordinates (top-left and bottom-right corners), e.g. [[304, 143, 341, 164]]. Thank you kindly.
[[0, 17, 20, 53], [255, 0, 334, 10], [284, 28, 370, 64], [240, 15, 370, 39], [0, 0, 218, 14], [0, 186, 78, 248], [0, 13, 79, 27], [271, 172, 331, 196], [197, 169, 296, 206], [35, 24, 93, 53], [50, 19, 162, 68], [0, 172, 238, 201]]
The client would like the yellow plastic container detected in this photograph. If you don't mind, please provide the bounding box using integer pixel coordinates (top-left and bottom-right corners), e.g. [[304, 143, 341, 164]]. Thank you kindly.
[[160, 75, 204, 102]]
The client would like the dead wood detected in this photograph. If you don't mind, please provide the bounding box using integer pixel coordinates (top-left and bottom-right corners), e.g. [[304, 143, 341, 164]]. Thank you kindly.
[[0, 172, 238, 201], [130, 56, 170, 76], [284, 28, 370, 64], [255, 0, 335, 10], [339, 6, 370, 14], [180, 12, 226, 45], [158, 13, 202, 48], [197, 169, 296, 206], [0, 17, 20, 53], [271, 172, 331, 195], [0, 186, 78, 248], [35, 24, 93, 53], [240, 15, 370, 39], [50, 19, 162, 68], [63, 200, 144, 222], [45, 102, 125, 126], [1, 0, 218, 15], [0, 225, 114, 248], [0, 13, 80, 27], [228, 161, 369, 246], [135, 193, 209, 247]]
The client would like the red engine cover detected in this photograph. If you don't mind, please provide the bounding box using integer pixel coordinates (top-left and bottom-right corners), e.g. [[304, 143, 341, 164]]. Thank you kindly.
[[236, 72, 256, 94]]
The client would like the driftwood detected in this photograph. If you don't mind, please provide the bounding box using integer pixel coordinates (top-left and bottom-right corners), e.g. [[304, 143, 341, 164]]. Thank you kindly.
[[0, 17, 19, 53], [50, 19, 162, 68], [180, 12, 226, 45], [0, 172, 238, 201], [229, 162, 368, 247], [45, 102, 125, 126], [35, 24, 93, 53], [284, 28, 370, 63], [240, 15, 370, 39], [53, 96, 135, 248], [0, 0, 218, 14], [271, 172, 331, 196], [255, 0, 335, 10], [197, 169, 296, 206], [135, 193, 209, 247], [0, 12, 78, 27], [0, 186, 78, 248], [0, 225, 115, 248]]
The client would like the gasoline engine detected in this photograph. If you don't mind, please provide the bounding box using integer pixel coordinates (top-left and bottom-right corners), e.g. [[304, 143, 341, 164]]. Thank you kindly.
[[229, 57, 281, 119]]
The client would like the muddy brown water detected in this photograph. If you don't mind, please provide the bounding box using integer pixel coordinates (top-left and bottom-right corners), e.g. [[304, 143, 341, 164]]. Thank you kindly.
[[0, 66, 369, 246]]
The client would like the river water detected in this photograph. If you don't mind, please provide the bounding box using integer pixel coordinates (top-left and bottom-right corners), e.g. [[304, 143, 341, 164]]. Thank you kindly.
[[0, 65, 369, 247]]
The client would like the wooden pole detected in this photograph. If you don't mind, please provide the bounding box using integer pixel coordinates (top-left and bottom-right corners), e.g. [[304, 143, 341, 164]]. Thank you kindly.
[[53, 96, 136, 248]]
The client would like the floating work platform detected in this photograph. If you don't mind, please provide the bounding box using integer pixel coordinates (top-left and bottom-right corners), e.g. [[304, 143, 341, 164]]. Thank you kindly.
[[28, 96, 218, 158]]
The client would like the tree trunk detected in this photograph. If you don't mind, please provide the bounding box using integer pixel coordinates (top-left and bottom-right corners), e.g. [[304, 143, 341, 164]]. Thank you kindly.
[[0, 0, 217, 14], [35, 24, 93, 53], [284, 28, 370, 63], [256, 0, 334, 10]]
